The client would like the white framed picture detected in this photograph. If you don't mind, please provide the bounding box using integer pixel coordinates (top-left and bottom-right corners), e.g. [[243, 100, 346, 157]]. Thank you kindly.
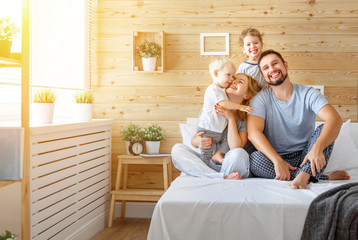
[[200, 33, 229, 55]]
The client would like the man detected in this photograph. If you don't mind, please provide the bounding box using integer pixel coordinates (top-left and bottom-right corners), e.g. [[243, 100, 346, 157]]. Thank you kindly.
[[247, 49, 350, 189]]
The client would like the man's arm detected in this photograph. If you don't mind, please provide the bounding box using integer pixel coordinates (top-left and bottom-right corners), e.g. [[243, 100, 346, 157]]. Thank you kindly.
[[247, 115, 296, 180], [301, 104, 343, 175]]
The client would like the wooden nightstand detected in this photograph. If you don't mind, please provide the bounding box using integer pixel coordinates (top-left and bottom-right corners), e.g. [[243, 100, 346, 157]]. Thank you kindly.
[[108, 154, 172, 227]]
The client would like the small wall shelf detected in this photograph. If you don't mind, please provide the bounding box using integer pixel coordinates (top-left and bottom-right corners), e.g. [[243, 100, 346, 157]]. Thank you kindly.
[[132, 31, 165, 73]]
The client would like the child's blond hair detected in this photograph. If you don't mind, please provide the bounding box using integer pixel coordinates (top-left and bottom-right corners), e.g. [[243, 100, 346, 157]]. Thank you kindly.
[[209, 57, 236, 83], [239, 27, 264, 47], [236, 73, 263, 121]]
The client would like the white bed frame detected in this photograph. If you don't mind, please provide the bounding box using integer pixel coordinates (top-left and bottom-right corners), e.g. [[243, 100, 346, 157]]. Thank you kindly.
[[147, 122, 358, 240]]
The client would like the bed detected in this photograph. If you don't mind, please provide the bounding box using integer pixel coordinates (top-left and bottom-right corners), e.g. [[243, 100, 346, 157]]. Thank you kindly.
[[147, 120, 358, 240]]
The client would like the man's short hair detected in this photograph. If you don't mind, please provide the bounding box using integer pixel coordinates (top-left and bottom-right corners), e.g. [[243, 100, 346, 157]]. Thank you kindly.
[[258, 49, 286, 71]]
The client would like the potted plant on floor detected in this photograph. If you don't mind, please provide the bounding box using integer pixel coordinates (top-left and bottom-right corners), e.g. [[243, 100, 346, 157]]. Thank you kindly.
[[120, 122, 144, 155], [0, 230, 17, 240], [136, 40, 161, 71], [0, 17, 20, 58], [32, 88, 57, 124], [73, 90, 94, 121], [143, 124, 165, 154]]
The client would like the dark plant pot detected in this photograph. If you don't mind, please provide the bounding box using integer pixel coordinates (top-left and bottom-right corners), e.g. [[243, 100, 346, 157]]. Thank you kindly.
[[0, 40, 13, 58]]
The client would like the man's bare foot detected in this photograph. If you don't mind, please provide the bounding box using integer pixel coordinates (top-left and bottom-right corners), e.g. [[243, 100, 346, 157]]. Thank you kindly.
[[224, 172, 242, 180], [327, 170, 350, 180], [289, 172, 310, 189]]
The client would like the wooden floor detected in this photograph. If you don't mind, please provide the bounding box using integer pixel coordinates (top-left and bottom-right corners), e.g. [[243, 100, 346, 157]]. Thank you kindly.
[[91, 218, 152, 240]]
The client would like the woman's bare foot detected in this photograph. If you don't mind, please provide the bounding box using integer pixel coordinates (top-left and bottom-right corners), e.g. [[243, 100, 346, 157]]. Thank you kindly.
[[289, 172, 310, 189], [327, 170, 350, 180], [224, 172, 242, 180]]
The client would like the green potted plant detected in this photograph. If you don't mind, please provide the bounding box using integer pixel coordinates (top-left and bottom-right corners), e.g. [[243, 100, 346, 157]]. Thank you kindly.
[[73, 90, 94, 121], [120, 122, 144, 155], [0, 17, 20, 58], [32, 88, 57, 124], [136, 40, 161, 71], [0, 230, 17, 240], [143, 123, 165, 154]]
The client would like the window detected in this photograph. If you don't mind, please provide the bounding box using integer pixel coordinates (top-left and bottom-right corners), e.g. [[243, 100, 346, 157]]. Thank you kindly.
[[0, 0, 96, 121]]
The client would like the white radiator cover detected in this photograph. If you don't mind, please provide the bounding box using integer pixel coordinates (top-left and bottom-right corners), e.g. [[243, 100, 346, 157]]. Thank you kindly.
[[29, 120, 113, 240]]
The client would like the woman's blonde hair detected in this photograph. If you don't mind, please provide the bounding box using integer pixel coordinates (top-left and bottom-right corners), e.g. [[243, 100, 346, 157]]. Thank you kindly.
[[239, 27, 264, 47], [236, 73, 263, 121]]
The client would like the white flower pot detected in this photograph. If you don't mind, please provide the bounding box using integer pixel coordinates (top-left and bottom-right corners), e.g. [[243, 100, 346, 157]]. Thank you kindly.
[[142, 57, 157, 71], [74, 103, 93, 121], [145, 141, 160, 154], [32, 103, 54, 124], [125, 141, 131, 155]]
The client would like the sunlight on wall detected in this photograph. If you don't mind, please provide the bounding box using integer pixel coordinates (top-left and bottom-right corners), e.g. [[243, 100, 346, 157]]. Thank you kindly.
[[0, 0, 22, 52]]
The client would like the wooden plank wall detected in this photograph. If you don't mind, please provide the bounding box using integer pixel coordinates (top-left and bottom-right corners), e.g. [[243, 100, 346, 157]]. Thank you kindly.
[[94, 0, 358, 189]]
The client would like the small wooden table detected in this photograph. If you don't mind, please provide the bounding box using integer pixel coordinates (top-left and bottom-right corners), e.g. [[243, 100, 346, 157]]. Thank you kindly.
[[108, 154, 172, 227]]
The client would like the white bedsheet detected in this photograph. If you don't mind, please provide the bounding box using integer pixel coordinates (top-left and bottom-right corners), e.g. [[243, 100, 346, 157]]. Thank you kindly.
[[148, 168, 358, 240]]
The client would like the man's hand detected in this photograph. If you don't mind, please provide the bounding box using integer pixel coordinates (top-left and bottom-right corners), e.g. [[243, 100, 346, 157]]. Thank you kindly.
[[274, 160, 297, 181], [300, 146, 326, 176]]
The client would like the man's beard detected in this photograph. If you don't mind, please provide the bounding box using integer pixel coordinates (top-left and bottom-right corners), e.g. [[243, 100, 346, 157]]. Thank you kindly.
[[267, 71, 288, 86]]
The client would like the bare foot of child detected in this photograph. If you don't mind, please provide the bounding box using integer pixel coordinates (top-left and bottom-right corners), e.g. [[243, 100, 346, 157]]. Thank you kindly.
[[224, 172, 242, 180], [327, 170, 350, 180], [289, 172, 310, 189], [211, 152, 224, 164]]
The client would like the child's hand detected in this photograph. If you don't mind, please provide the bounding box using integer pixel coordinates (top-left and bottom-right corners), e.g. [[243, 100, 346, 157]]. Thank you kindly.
[[215, 104, 234, 120], [265, 83, 270, 89], [238, 105, 253, 113]]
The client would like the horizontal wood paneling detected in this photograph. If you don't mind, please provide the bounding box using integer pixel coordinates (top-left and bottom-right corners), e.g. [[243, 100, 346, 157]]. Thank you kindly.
[[93, 70, 358, 87], [97, 17, 358, 35], [98, 34, 358, 53], [97, 52, 358, 70], [98, 0, 358, 18], [95, 0, 358, 189]]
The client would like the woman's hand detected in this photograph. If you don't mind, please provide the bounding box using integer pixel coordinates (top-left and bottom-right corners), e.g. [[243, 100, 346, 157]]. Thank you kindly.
[[191, 131, 212, 149], [215, 104, 234, 120]]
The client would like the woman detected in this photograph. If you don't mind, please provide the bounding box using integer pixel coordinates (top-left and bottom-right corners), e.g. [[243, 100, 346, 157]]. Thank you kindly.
[[171, 74, 262, 180]]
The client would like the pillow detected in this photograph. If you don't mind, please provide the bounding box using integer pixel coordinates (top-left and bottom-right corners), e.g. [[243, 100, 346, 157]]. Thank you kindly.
[[324, 119, 358, 173], [179, 123, 201, 154]]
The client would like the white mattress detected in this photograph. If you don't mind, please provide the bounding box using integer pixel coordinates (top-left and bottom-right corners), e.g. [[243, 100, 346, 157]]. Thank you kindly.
[[148, 169, 358, 240], [148, 122, 358, 240]]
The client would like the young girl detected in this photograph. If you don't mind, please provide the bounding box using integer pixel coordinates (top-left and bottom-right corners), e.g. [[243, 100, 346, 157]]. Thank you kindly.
[[197, 57, 253, 167], [238, 27, 266, 87]]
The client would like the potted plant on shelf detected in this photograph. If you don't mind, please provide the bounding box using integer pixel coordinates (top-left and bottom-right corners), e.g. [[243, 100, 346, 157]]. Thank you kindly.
[[0, 17, 20, 58], [73, 90, 94, 121], [136, 40, 161, 71], [32, 88, 57, 124], [120, 122, 145, 155], [143, 123, 165, 154]]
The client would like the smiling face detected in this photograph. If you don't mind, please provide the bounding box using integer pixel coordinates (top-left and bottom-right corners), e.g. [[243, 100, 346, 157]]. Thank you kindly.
[[214, 63, 236, 88], [226, 74, 250, 99], [259, 53, 288, 86], [242, 35, 263, 62]]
